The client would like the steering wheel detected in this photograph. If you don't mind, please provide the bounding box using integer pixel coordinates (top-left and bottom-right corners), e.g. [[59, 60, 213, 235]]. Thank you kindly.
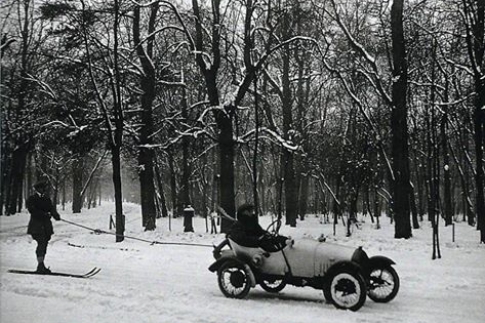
[[265, 219, 281, 236]]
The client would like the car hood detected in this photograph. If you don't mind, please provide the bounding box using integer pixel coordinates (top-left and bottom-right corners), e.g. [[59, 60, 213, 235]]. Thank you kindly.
[[283, 238, 356, 277], [314, 241, 357, 276]]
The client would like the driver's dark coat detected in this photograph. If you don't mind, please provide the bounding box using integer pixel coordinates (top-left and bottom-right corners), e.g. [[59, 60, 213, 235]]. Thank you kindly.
[[228, 221, 266, 248], [26, 193, 60, 239]]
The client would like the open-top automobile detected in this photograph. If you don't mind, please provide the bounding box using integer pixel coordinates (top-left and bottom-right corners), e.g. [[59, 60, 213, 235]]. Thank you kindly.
[[209, 232, 399, 311]]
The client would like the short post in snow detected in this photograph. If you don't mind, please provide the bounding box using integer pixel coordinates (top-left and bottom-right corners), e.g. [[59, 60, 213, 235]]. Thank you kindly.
[[452, 223, 455, 243], [183, 205, 195, 232], [110, 214, 116, 230]]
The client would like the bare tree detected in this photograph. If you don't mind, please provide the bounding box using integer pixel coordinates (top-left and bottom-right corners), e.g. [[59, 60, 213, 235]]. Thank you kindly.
[[389, 0, 412, 239], [461, 0, 485, 243], [132, 2, 159, 230], [321, 0, 412, 238], [2, 0, 36, 215], [79, 0, 126, 241]]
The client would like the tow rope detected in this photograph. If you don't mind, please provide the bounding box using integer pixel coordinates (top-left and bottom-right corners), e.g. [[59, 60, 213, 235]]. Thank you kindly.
[[60, 219, 213, 248]]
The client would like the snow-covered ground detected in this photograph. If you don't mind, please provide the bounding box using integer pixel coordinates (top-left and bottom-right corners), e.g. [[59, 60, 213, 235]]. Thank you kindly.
[[1, 202, 484, 323]]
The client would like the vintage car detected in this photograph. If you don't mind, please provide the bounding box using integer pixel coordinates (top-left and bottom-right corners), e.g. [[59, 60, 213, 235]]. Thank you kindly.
[[209, 233, 399, 311]]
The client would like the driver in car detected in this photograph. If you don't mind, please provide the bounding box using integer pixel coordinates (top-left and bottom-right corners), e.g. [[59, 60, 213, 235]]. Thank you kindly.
[[229, 204, 288, 252]]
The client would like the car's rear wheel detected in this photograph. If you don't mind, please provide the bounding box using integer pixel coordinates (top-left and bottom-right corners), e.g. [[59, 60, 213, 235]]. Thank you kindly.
[[260, 277, 287, 293], [324, 268, 367, 311], [368, 265, 399, 303], [217, 261, 251, 299]]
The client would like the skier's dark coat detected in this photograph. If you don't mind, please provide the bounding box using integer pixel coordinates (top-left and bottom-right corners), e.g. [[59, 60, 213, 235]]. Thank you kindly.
[[26, 193, 60, 240]]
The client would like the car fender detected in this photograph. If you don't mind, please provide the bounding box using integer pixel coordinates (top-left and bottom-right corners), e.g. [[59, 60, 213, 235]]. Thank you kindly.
[[368, 255, 396, 268], [324, 260, 363, 282], [208, 256, 257, 287], [208, 255, 237, 272]]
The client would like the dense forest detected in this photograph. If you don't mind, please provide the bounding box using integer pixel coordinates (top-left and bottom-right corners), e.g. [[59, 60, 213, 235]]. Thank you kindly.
[[1, 0, 484, 243]]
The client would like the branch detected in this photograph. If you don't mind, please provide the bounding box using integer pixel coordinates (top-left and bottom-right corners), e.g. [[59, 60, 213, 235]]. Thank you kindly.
[[239, 127, 300, 152], [80, 150, 109, 197], [323, 57, 395, 181], [325, 0, 392, 104], [234, 36, 318, 106], [24, 73, 57, 100]]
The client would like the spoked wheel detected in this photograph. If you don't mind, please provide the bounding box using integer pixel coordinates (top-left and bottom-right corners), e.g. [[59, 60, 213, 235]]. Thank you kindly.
[[259, 277, 287, 293], [324, 268, 367, 311], [368, 265, 400, 303], [217, 261, 251, 299]]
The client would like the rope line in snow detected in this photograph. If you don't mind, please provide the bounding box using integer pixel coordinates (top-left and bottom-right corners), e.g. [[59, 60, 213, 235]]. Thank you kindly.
[[60, 219, 213, 248]]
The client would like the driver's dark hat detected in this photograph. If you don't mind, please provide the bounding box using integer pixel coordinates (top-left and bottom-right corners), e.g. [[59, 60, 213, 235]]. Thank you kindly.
[[33, 181, 48, 190], [237, 203, 255, 219]]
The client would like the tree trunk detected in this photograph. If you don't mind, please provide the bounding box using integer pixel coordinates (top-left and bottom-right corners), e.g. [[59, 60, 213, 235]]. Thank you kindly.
[[442, 82, 453, 226], [113, 0, 124, 242], [5, 1, 31, 216], [462, 127, 475, 225], [181, 86, 191, 209], [6, 145, 28, 215], [190, 0, 236, 232], [138, 136, 157, 230], [390, 0, 412, 239], [472, 0, 485, 242], [154, 164, 169, 218], [461, 0, 485, 243], [72, 158, 84, 213], [133, 4, 158, 231], [217, 109, 236, 232], [474, 78, 485, 242], [167, 150, 177, 215], [410, 183, 420, 229], [0, 146, 8, 215], [112, 146, 124, 242], [138, 95, 157, 230], [281, 21, 297, 227], [299, 174, 309, 220], [253, 76, 260, 212], [417, 162, 426, 221]]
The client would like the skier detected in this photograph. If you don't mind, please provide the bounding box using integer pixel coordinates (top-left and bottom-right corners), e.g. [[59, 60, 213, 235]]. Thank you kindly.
[[26, 181, 61, 273], [229, 203, 288, 252]]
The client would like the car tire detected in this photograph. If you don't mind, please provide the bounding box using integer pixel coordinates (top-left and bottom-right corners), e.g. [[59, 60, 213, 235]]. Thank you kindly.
[[260, 277, 287, 293], [367, 265, 400, 303], [217, 261, 251, 299], [323, 267, 367, 311]]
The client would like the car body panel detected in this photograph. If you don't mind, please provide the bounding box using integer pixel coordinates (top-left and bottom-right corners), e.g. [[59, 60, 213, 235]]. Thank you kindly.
[[314, 242, 356, 276], [228, 238, 358, 278]]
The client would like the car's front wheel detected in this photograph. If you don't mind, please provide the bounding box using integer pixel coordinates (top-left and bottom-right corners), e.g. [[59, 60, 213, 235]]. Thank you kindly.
[[324, 268, 367, 311], [217, 261, 251, 299], [367, 265, 399, 303]]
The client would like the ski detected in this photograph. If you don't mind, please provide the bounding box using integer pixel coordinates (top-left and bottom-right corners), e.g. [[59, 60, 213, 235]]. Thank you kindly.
[[8, 267, 101, 279]]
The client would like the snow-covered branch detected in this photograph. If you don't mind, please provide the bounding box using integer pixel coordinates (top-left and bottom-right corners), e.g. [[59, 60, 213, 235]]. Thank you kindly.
[[80, 150, 109, 197], [238, 127, 300, 152], [323, 57, 395, 181], [24, 74, 57, 100], [325, 0, 392, 105]]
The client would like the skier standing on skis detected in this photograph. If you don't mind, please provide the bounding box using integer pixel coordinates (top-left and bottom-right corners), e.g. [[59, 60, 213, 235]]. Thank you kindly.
[[26, 181, 61, 273]]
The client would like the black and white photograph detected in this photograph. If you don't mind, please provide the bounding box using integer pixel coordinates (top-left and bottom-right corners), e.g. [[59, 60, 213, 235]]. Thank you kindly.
[[1, 0, 484, 322]]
